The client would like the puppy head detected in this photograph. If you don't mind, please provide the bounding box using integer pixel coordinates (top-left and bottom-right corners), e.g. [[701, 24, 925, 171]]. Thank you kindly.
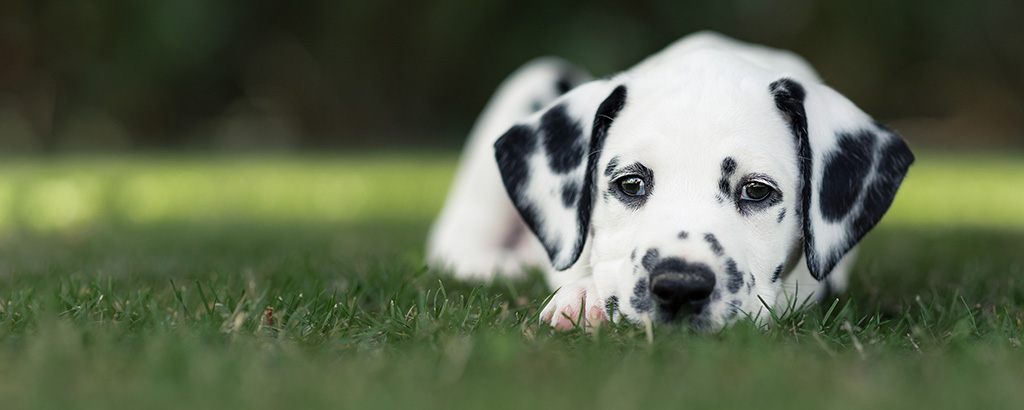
[[495, 51, 913, 329]]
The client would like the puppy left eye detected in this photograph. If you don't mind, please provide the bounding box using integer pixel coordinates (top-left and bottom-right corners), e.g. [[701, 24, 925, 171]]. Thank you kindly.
[[619, 176, 646, 196], [741, 182, 773, 201]]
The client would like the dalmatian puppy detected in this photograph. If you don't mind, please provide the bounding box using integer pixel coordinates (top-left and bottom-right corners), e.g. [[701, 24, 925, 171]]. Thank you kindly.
[[427, 32, 914, 331]]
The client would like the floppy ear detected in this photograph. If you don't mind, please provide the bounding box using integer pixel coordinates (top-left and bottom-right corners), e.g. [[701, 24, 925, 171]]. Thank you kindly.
[[494, 81, 628, 271], [771, 78, 914, 281]]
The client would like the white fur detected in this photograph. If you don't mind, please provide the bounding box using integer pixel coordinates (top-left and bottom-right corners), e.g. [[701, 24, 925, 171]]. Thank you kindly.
[[425, 58, 576, 279], [428, 32, 907, 331]]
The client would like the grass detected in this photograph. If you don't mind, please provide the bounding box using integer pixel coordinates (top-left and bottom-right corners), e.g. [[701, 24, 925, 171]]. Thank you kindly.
[[0, 150, 1022, 409]]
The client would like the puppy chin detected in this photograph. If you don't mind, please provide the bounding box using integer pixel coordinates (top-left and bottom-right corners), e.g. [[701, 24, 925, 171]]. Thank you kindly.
[[658, 310, 715, 330]]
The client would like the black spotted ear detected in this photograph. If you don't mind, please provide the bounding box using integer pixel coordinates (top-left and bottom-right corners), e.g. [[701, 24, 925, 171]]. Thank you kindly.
[[771, 78, 914, 281], [495, 81, 628, 271]]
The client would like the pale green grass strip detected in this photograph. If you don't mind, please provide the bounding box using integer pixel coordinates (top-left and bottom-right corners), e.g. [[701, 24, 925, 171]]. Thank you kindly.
[[885, 151, 1024, 229], [0, 154, 456, 230], [0, 151, 1019, 231]]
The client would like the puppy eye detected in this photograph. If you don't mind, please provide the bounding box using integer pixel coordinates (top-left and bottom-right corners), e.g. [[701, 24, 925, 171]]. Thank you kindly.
[[741, 182, 772, 201], [618, 176, 646, 196]]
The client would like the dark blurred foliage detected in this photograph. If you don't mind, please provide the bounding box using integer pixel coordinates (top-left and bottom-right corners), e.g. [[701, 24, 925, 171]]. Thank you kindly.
[[0, 0, 1021, 151]]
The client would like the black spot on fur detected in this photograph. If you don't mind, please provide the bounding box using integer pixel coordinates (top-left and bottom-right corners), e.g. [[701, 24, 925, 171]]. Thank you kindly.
[[678, 231, 689, 240], [722, 157, 737, 174], [538, 104, 586, 174], [495, 125, 537, 199], [555, 77, 575, 95], [630, 277, 652, 313], [746, 273, 756, 293], [605, 295, 619, 318], [591, 86, 627, 147], [822, 135, 915, 279], [494, 84, 629, 272], [561, 181, 580, 208], [725, 300, 742, 320], [771, 264, 784, 283], [770, 79, 807, 138], [851, 137, 915, 237], [719, 157, 737, 198], [641, 248, 660, 273], [772, 78, 914, 281], [495, 125, 544, 250], [630, 248, 637, 262], [563, 85, 628, 267], [704, 233, 724, 257], [820, 131, 877, 222], [604, 156, 620, 177], [771, 79, 818, 276], [725, 259, 743, 294], [777, 208, 786, 223]]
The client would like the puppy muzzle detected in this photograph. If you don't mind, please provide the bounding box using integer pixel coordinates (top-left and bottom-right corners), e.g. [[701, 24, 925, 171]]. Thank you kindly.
[[649, 258, 715, 322]]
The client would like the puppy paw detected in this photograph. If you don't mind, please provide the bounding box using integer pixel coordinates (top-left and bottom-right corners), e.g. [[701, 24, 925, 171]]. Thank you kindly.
[[540, 278, 607, 331]]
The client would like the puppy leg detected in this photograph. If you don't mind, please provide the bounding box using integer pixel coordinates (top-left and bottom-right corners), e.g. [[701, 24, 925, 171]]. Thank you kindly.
[[540, 276, 608, 331], [427, 58, 589, 280]]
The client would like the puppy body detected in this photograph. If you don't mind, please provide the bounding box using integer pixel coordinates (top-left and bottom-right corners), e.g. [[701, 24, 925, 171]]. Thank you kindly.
[[427, 32, 912, 330], [426, 57, 583, 281]]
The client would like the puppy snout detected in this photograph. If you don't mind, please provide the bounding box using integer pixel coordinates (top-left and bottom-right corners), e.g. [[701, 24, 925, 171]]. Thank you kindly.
[[649, 259, 715, 320]]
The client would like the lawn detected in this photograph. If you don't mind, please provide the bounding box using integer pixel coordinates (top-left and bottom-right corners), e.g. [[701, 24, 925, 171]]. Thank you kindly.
[[0, 151, 1022, 409]]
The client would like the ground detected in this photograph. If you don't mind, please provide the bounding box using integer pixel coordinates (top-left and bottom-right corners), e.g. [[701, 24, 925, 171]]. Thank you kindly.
[[0, 151, 1021, 409]]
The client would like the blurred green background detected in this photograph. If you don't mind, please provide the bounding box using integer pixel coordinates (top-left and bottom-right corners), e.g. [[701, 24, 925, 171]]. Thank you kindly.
[[0, 5, 1022, 407], [1, 0, 1022, 152]]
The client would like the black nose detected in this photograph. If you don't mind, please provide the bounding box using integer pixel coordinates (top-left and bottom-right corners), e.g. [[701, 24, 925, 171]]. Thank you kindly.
[[649, 258, 715, 320]]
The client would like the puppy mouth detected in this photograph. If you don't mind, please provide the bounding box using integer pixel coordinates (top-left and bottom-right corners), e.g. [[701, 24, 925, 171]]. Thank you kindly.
[[656, 298, 711, 324]]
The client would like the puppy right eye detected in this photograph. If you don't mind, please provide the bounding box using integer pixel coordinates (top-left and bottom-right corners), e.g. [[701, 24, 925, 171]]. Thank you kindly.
[[618, 176, 646, 196]]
